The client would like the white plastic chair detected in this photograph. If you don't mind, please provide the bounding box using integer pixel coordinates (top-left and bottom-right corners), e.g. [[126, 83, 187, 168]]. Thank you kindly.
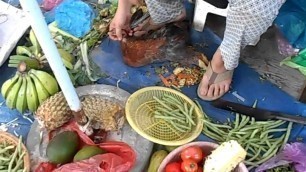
[[192, 0, 229, 32]]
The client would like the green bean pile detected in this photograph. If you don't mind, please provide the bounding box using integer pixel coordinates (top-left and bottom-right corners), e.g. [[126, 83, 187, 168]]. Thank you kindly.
[[195, 101, 293, 170], [0, 136, 26, 172], [152, 95, 196, 132]]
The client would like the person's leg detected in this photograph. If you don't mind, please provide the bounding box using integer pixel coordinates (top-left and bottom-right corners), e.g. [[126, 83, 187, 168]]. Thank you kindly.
[[133, 0, 186, 37], [198, 0, 285, 101]]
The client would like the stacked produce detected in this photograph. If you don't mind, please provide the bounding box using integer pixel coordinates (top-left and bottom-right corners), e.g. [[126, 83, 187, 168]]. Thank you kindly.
[[154, 140, 246, 172], [34, 122, 136, 171], [195, 101, 293, 170], [164, 146, 205, 172], [1, 62, 59, 113], [46, 131, 103, 164], [0, 136, 28, 171]]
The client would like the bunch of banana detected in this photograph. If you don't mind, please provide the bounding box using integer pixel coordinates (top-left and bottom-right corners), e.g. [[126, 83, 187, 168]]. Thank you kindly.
[[8, 29, 75, 70], [1, 68, 59, 113]]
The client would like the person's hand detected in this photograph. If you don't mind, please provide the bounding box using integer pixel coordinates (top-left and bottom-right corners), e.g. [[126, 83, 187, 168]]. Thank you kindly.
[[108, 10, 131, 41]]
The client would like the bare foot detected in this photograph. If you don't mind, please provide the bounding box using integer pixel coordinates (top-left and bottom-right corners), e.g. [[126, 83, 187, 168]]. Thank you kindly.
[[198, 48, 232, 99], [132, 9, 186, 37]]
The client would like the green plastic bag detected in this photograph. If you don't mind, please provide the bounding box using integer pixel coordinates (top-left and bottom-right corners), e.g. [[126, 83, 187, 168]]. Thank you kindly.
[[281, 48, 306, 76]]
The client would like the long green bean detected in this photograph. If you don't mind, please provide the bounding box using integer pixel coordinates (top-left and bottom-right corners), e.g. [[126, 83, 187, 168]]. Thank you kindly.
[[153, 96, 172, 111], [194, 99, 293, 168], [152, 95, 199, 133], [282, 122, 293, 147], [0, 136, 25, 171]]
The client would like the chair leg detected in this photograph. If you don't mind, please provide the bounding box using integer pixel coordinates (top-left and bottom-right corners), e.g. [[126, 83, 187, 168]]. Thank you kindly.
[[192, 0, 208, 32], [192, 0, 229, 32]]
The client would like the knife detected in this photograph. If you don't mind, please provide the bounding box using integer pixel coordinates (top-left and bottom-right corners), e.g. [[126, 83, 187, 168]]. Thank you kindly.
[[212, 99, 306, 125], [130, 12, 150, 29]]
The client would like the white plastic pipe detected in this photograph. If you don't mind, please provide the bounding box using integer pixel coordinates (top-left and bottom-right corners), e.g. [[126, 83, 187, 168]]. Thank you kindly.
[[19, 0, 82, 112]]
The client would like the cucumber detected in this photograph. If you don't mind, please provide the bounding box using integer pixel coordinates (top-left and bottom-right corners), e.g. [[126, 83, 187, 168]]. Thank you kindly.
[[148, 150, 168, 172]]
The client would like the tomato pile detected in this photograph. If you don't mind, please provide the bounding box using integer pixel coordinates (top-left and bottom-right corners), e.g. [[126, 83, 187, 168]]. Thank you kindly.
[[165, 146, 205, 172]]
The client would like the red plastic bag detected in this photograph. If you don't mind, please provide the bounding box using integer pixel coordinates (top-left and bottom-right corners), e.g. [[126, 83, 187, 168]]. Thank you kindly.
[[35, 121, 136, 172], [35, 162, 57, 172]]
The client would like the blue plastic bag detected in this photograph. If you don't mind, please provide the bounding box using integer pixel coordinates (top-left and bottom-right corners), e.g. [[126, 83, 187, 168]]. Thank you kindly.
[[54, 0, 96, 38], [275, 0, 306, 49]]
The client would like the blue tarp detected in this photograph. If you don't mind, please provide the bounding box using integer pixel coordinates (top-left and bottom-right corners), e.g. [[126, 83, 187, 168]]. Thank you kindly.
[[0, 1, 305, 143], [275, 0, 306, 49]]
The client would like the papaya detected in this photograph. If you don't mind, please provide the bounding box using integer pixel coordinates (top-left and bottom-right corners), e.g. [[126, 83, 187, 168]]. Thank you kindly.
[[46, 131, 79, 164], [73, 145, 106, 162]]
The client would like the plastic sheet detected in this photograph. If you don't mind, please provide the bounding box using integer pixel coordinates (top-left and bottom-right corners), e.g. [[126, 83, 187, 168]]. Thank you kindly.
[[255, 142, 306, 172], [275, 27, 299, 57], [274, 0, 306, 49], [89, 1, 306, 145], [281, 48, 306, 76], [54, 0, 96, 38]]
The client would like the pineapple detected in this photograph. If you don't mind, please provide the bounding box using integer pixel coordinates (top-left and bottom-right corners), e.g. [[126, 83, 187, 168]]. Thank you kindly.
[[35, 92, 72, 131], [204, 140, 247, 172], [35, 93, 125, 131], [82, 95, 125, 131]]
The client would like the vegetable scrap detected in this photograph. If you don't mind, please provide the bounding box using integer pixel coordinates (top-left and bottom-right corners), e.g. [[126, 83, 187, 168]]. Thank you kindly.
[[159, 66, 205, 89], [0, 118, 19, 132], [195, 101, 293, 170]]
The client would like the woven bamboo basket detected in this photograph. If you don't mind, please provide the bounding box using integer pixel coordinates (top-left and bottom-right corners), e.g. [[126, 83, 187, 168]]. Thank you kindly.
[[0, 131, 30, 172]]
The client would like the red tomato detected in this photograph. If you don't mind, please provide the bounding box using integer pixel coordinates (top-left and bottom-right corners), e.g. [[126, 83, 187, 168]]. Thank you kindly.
[[180, 146, 203, 163], [197, 167, 203, 172], [181, 159, 198, 172], [166, 162, 182, 172]]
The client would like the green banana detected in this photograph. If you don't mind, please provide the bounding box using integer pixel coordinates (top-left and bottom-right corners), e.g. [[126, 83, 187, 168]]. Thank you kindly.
[[16, 46, 34, 57], [9, 55, 32, 61], [5, 76, 23, 109], [58, 49, 74, 64], [29, 69, 59, 95], [1, 73, 19, 99], [26, 75, 39, 112], [29, 29, 41, 56], [9, 55, 41, 69], [15, 76, 27, 113], [29, 73, 50, 104]]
